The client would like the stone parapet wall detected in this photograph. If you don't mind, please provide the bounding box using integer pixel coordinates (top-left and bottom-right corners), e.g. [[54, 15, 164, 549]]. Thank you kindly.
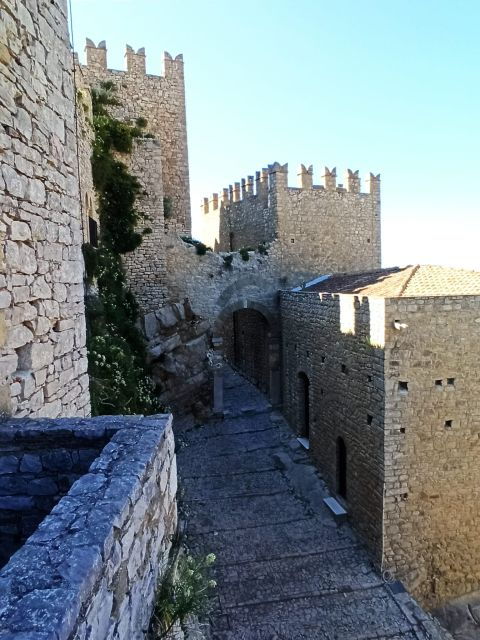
[[0, 413, 177, 640], [382, 295, 480, 607], [0, 419, 112, 568], [280, 291, 386, 562], [0, 0, 90, 418]]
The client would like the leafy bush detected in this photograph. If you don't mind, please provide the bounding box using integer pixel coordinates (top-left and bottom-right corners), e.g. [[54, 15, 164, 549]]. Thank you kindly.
[[222, 254, 233, 268], [150, 553, 216, 638], [239, 247, 254, 261], [136, 116, 148, 128], [85, 83, 160, 416], [180, 236, 212, 255], [258, 242, 269, 255]]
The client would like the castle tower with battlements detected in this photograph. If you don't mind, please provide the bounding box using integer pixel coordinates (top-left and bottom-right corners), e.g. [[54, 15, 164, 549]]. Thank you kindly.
[[197, 162, 381, 276], [80, 39, 191, 236]]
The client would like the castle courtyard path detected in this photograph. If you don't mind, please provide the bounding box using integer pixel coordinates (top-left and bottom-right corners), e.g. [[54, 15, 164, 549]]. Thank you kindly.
[[175, 367, 449, 640]]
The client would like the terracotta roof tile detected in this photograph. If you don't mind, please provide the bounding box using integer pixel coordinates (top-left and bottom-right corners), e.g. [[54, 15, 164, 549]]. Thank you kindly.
[[303, 265, 480, 297]]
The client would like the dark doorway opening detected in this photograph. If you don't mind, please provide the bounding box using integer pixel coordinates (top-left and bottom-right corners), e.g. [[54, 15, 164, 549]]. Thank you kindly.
[[336, 436, 347, 499], [297, 372, 310, 438], [230, 308, 269, 393]]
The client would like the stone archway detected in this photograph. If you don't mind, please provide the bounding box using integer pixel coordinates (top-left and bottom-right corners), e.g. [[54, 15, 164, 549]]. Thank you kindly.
[[213, 299, 281, 406]]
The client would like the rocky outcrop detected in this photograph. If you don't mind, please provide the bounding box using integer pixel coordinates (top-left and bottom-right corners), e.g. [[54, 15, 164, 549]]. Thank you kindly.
[[143, 299, 211, 415]]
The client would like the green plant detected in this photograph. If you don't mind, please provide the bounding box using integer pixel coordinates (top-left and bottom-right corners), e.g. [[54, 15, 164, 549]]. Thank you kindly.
[[150, 553, 216, 638], [222, 254, 233, 268], [181, 236, 212, 255], [84, 82, 161, 416], [136, 116, 148, 128], [239, 247, 253, 261], [258, 242, 269, 255], [163, 196, 173, 219]]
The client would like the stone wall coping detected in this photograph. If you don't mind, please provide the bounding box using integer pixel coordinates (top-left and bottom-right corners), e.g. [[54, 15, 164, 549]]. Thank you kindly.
[[0, 413, 172, 639]]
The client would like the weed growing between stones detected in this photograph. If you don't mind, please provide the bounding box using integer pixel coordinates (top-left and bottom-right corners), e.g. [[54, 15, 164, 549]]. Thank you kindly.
[[83, 82, 161, 415], [149, 553, 216, 638], [222, 253, 233, 268], [239, 247, 254, 261], [180, 236, 212, 256]]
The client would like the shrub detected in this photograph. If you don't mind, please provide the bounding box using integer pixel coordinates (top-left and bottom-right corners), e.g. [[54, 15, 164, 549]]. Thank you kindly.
[[136, 116, 148, 128], [85, 83, 161, 416], [222, 254, 233, 268], [258, 242, 269, 255], [239, 247, 253, 261], [150, 553, 216, 638], [180, 236, 212, 255]]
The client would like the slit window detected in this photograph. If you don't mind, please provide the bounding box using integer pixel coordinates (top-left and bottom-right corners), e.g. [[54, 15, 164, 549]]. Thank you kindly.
[[435, 379, 443, 388], [321, 355, 326, 364], [88, 217, 98, 248], [367, 414, 373, 425], [341, 364, 348, 374], [444, 420, 453, 428], [447, 378, 455, 386], [398, 381, 408, 394]]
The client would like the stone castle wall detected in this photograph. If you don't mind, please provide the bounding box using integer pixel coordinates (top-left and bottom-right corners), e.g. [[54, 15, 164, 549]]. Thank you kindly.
[[0, 0, 90, 418], [122, 138, 169, 312], [198, 163, 381, 276], [80, 41, 191, 235], [280, 291, 386, 562], [0, 414, 178, 640], [382, 295, 480, 608]]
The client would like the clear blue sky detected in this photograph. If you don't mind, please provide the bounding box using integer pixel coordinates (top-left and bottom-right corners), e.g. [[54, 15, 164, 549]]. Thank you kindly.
[[71, 0, 480, 270]]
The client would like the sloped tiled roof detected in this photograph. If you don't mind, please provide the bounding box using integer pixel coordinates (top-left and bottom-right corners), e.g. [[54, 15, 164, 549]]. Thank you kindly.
[[303, 265, 480, 297]]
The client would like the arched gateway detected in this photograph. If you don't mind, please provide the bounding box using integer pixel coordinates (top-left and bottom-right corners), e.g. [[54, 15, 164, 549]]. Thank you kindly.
[[213, 299, 281, 406]]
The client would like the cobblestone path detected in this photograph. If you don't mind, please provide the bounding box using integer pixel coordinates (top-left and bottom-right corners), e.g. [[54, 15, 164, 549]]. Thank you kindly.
[[175, 368, 449, 640]]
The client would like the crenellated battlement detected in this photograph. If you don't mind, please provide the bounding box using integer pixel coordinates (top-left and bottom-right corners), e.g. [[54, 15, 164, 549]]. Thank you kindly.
[[82, 39, 184, 78], [201, 162, 380, 212]]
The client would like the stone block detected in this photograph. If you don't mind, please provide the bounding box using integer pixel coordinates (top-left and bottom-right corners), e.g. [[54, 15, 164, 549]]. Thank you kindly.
[[18, 342, 54, 370], [20, 453, 42, 473], [6, 324, 34, 349], [0, 454, 18, 474], [0, 354, 18, 379], [155, 305, 178, 329]]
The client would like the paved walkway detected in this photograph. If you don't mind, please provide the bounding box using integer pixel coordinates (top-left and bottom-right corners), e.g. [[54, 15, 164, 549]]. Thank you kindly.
[[175, 367, 449, 640]]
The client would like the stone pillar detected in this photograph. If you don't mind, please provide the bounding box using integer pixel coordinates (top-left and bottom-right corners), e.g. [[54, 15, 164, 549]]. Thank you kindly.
[[268, 335, 282, 407], [210, 337, 225, 416]]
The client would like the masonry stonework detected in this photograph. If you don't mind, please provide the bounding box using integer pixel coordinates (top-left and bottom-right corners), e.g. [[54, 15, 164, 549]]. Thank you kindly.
[[280, 272, 480, 611], [0, 0, 90, 418], [80, 41, 191, 236], [198, 163, 381, 276]]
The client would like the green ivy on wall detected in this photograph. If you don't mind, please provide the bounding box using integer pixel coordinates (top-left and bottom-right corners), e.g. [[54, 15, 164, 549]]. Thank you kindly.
[[83, 82, 161, 415]]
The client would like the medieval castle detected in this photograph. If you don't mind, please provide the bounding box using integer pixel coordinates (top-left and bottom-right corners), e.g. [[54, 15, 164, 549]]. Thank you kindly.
[[0, 1, 479, 638]]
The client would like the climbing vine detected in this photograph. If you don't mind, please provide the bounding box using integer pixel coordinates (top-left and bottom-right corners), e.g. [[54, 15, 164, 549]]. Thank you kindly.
[[83, 82, 160, 415]]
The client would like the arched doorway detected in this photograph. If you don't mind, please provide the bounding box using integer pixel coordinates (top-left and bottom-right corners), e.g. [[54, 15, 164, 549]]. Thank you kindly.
[[336, 437, 347, 499], [297, 372, 310, 438], [231, 308, 269, 393]]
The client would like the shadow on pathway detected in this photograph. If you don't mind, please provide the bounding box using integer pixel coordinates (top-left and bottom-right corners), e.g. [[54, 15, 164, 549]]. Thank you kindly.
[[175, 367, 450, 640]]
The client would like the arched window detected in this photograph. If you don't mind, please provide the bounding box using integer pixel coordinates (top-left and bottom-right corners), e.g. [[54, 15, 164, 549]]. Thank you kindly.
[[336, 437, 347, 499], [297, 372, 310, 439]]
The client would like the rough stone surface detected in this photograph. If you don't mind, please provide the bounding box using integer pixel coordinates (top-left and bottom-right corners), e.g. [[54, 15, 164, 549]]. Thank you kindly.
[[176, 367, 450, 640], [280, 287, 480, 610], [0, 414, 177, 640], [0, 0, 90, 418]]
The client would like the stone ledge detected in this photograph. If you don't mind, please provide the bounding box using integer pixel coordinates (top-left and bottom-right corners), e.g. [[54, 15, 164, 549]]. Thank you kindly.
[[0, 413, 177, 640]]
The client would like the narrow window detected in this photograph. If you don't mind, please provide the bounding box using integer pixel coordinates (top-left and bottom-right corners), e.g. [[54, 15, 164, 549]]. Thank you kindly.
[[341, 364, 348, 375], [88, 217, 98, 247], [336, 437, 347, 499], [400, 427, 406, 434], [398, 381, 408, 393], [290, 238, 295, 243], [367, 375, 373, 382], [321, 355, 326, 364], [435, 379, 443, 388], [367, 414, 373, 425], [444, 420, 453, 428], [447, 378, 455, 386]]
